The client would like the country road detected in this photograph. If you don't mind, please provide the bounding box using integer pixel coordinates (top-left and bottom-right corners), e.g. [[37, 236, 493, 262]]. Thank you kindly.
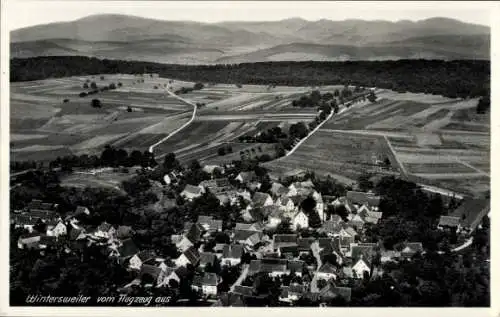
[[148, 87, 198, 154], [230, 264, 249, 292]]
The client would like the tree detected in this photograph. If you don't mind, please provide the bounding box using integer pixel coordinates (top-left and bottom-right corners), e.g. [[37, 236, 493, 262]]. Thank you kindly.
[[127, 106, 132, 112], [476, 95, 490, 114], [63, 99, 69, 103], [163, 153, 180, 171], [193, 82, 204, 90], [109, 83, 116, 90], [91, 99, 102, 108], [79, 92, 87, 97], [100, 76, 105, 80], [368, 90, 377, 103], [118, 82, 123, 87], [217, 147, 226, 156], [83, 83, 89, 89], [90, 82, 97, 89]]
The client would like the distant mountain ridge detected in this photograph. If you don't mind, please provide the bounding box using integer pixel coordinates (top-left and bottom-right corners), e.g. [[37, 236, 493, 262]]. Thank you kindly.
[[11, 14, 490, 64]]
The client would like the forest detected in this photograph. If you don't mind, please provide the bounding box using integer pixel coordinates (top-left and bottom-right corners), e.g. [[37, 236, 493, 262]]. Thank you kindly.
[[11, 56, 489, 99]]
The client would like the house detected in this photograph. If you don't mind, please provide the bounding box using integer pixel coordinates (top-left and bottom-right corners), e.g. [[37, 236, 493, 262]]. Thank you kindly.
[[267, 207, 285, 228], [320, 220, 342, 236], [233, 230, 262, 247], [192, 273, 219, 297], [117, 238, 139, 263], [235, 222, 263, 231], [400, 242, 423, 259], [319, 283, 352, 303], [17, 232, 41, 249], [288, 260, 305, 276], [381, 250, 401, 263], [332, 197, 357, 213], [350, 245, 376, 278], [175, 246, 200, 267], [46, 221, 67, 237], [68, 227, 87, 241], [270, 182, 289, 197], [129, 250, 156, 270], [291, 210, 309, 231], [297, 237, 315, 255], [273, 234, 298, 250], [449, 198, 490, 232], [221, 244, 244, 266], [158, 266, 188, 287], [116, 225, 133, 240], [249, 258, 290, 277], [197, 216, 223, 232], [175, 235, 194, 252], [12, 214, 40, 232], [252, 192, 274, 208], [279, 284, 307, 303], [437, 216, 461, 231], [346, 191, 381, 208], [74, 206, 90, 216], [231, 285, 256, 298], [180, 184, 205, 201], [348, 214, 365, 230], [93, 222, 116, 239], [199, 252, 217, 269], [316, 263, 338, 280], [184, 222, 204, 243], [318, 237, 344, 265], [139, 264, 162, 286], [235, 171, 257, 184], [275, 196, 296, 213]]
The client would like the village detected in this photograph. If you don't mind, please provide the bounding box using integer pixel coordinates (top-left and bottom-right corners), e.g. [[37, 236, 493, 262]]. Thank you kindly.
[[11, 157, 490, 306]]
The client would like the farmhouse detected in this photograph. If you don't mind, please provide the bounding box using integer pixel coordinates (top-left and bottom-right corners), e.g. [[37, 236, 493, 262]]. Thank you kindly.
[[235, 171, 257, 185], [181, 184, 205, 201], [346, 191, 381, 208], [233, 229, 262, 246], [129, 250, 156, 270], [192, 273, 219, 297], [437, 216, 461, 231], [449, 198, 490, 232]]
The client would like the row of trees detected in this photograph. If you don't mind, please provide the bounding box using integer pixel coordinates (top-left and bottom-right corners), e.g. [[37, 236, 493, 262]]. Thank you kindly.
[[11, 57, 490, 99]]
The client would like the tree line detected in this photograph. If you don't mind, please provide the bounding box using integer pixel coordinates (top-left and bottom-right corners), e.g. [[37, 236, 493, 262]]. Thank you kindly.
[[11, 56, 489, 99]]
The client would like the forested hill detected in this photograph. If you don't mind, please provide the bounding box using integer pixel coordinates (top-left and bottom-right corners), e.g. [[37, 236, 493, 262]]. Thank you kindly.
[[11, 56, 490, 98]]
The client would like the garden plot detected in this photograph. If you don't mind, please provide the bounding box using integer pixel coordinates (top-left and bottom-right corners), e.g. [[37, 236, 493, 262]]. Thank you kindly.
[[405, 162, 477, 174]]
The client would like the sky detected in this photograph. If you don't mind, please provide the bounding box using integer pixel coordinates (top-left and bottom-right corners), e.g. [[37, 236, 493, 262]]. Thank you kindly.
[[7, 1, 494, 30]]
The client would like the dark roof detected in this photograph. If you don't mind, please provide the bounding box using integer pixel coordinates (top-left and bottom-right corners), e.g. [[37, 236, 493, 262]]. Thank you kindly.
[[118, 238, 139, 258], [340, 236, 355, 248], [174, 266, 188, 278], [321, 220, 342, 234], [69, 227, 84, 240], [450, 198, 490, 229], [438, 215, 461, 227], [253, 192, 271, 207], [39, 235, 57, 246], [232, 285, 254, 297], [183, 246, 200, 265], [236, 171, 257, 183], [287, 260, 305, 272], [116, 225, 133, 239], [234, 230, 261, 242], [318, 262, 337, 274], [97, 222, 113, 232], [202, 273, 218, 286], [40, 202, 54, 210], [29, 209, 57, 220], [137, 250, 156, 262], [346, 191, 381, 206], [297, 237, 315, 251], [12, 214, 40, 226], [185, 223, 203, 243], [140, 264, 162, 280], [222, 244, 243, 259], [200, 252, 216, 266], [332, 286, 352, 302], [350, 245, 376, 265], [260, 258, 288, 273], [274, 234, 298, 244], [208, 219, 223, 231], [75, 206, 89, 214], [197, 215, 213, 224], [182, 184, 202, 195]]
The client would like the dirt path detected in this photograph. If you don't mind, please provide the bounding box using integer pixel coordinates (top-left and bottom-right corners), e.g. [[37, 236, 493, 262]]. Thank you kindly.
[[230, 264, 249, 292], [148, 87, 197, 154]]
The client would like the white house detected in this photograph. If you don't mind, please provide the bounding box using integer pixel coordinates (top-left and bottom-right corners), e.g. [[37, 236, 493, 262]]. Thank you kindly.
[[175, 246, 200, 267], [252, 192, 274, 208], [93, 222, 116, 240], [221, 244, 243, 266], [47, 221, 67, 237], [291, 210, 309, 231], [275, 196, 295, 212], [192, 273, 219, 297], [129, 250, 155, 270], [180, 185, 205, 201], [316, 263, 337, 280], [351, 258, 371, 278]]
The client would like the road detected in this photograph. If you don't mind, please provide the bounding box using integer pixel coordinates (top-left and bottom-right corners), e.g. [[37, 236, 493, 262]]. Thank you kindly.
[[148, 87, 198, 154], [230, 264, 249, 292], [309, 241, 322, 293]]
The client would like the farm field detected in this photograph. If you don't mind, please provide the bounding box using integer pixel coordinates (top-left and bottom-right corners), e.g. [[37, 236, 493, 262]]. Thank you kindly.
[[267, 90, 490, 197], [59, 169, 137, 193], [10, 74, 193, 162], [263, 130, 400, 184]]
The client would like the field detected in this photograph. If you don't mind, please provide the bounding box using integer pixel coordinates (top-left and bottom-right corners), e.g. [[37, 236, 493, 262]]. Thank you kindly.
[[10, 74, 193, 161], [264, 91, 490, 197], [59, 168, 138, 193]]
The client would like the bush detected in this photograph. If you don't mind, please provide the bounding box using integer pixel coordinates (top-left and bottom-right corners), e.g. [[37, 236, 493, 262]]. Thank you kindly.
[[79, 92, 87, 97], [63, 99, 70, 103], [117, 82, 123, 87], [193, 82, 204, 90], [100, 76, 105, 80], [83, 83, 89, 89], [109, 83, 116, 90], [127, 106, 132, 112], [91, 99, 102, 108], [217, 148, 226, 156], [90, 82, 97, 89]]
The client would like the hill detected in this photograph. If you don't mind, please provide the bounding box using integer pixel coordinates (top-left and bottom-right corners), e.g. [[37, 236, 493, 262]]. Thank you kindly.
[[10, 14, 490, 63]]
